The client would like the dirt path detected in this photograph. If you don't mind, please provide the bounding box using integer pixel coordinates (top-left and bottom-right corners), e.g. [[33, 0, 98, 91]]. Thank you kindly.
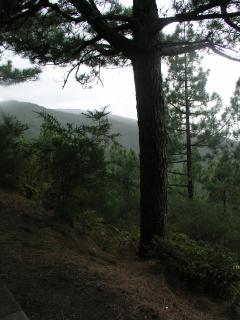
[[0, 191, 229, 320], [81, 255, 229, 320]]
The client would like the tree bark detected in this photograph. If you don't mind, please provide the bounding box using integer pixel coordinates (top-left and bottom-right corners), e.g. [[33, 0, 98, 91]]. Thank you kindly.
[[132, 52, 168, 257], [223, 188, 226, 212], [184, 53, 194, 200]]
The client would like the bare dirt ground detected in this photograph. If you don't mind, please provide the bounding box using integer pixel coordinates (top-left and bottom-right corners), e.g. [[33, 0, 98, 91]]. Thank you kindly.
[[0, 190, 231, 320]]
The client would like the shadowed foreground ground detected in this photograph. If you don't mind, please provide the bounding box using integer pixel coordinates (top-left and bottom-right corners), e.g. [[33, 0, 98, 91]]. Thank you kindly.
[[0, 190, 230, 320]]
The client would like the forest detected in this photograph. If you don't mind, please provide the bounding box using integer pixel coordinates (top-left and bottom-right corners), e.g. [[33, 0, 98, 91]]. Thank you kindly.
[[0, 1, 240, 320]]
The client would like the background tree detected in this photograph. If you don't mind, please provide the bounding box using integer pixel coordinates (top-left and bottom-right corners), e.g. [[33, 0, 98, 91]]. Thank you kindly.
[[201, 145, 240, 212], [0, 60, 41, 85], [200, 79, 240, 211], [223, 77, 240, 140], [165, 24, 225, 199], [1, 0, 240, 255], [106, 144, 139, 227], [34, 108, 116, 221], [0, 0, 41, 85], [0, 114, 29, 189], [203, 148, 233, 211]]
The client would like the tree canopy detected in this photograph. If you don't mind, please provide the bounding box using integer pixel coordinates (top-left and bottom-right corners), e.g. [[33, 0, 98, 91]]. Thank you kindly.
[[1, 1, 240, 76], [0, 60, 41, 85]]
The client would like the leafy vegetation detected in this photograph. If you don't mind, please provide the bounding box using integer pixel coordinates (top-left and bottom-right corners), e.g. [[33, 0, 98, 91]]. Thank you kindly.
[[166, 24, 226, 200], [168, 196, 240, 254], [104, 144, 139, 226], [0, 60, 41, 86], [33, 108, 116, 220], [1, 96, 240, 300], [0, 101, 139, 151], [152, 233, 240, 299], [0, 114, 29, 189]]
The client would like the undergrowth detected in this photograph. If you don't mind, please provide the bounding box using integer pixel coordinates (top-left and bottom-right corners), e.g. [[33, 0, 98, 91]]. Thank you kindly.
[[152, 232, 240, 299], [73, 210, 139, 254]]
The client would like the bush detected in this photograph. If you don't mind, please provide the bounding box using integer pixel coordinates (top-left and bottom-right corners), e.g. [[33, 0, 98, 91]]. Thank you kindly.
[[152, 232, 240, 299], [34, 109, 116, 220], [74, 210, 139, 254], [0, 114, 29, 189], [168, 196, 240, 253]]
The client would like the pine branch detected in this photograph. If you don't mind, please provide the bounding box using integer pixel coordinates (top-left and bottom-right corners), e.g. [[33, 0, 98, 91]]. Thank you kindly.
[[160, 41, 211, 56], [210, 44, 240, 62], [69, 0, 134, 55], [42, 0, 133, 24], [159, 39, 240, 61], [170, 160, 187, 163], [158, 4, 240, 29], [0, 1, 44, 26], [221, 4, 240, 32], [168, 171, 188, 176], [0, 61, 41, 86], [169, 184, 188, 187], [169, 102, 186, 114], [143, 1, 240, 37]]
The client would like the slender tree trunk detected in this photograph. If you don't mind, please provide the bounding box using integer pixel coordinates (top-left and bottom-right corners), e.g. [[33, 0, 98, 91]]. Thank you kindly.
[[184, 53, 194, 199], [132, 52, 168, 256], [223, 188, 226, 212]]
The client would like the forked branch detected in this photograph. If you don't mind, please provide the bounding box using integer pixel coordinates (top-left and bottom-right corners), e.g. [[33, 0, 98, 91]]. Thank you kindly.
[[221, 4, 240, 32]]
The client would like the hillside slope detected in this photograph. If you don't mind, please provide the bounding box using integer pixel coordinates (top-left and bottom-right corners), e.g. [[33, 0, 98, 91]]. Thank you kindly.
[[0, 190, 230, 320], [0, 100, 139, 152]]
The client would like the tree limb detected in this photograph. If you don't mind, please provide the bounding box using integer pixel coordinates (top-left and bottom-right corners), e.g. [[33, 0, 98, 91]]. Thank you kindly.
[[221, 4, 240, 32], [158, 39, 240, 61], [42, 0, 133, 24], [162, 10, 240, 27], [153, 2, 240, 31], [210, 44, 240, 61], [169, 102, 186, 114], [0, 1, 45, 26], [160, 41, 211, 56], [70, 23, 131, 59], [170, 160, 187, 163], [168, 171, 187, 176], [69, 0, 134, 56]]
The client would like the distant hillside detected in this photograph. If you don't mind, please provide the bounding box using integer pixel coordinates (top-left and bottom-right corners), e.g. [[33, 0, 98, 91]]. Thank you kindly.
[[58, 108, 137, 126], [0, 101, 139, 152]]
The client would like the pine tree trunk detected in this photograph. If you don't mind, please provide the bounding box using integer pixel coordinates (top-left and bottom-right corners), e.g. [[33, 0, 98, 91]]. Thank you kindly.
[[223, 188, 226, 212], [132, 52, 168, 256], [184, 53, 194, 199]]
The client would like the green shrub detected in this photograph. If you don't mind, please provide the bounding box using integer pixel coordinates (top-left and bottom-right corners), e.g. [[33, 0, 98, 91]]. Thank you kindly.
[[152, 233, 240, 299], [74, 210, 139, 254], [168, 196, 240, 253], [34, 109, 116, 219], [0, 114, 29, 189]]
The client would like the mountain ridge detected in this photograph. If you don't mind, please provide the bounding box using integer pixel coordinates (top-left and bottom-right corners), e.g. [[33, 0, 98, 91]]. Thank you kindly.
[[0, 100, 139, 152]]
